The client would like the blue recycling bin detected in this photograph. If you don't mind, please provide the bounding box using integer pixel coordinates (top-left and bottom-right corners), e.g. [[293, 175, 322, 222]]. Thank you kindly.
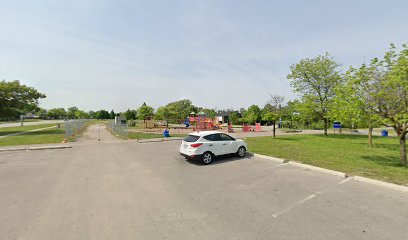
[[381, 130, 388, 137], [163, 129, 170, 137], [333, 121, 341, 129]]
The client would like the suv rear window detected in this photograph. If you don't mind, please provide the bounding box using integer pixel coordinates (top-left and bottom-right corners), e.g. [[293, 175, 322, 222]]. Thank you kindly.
[[183, 135, 200, 142]]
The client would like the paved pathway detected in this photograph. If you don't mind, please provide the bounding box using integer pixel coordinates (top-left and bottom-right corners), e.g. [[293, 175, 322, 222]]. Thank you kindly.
[[0, 126, 57, 139], [76, 124, 122, 144], [0, 120, 63, 128]]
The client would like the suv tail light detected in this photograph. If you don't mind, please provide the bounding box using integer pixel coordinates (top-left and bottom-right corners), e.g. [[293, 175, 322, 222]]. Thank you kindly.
[[190, 143, 203, 148]]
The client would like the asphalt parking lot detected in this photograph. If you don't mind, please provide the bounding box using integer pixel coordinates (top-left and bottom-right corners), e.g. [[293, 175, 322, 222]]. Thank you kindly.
[[1, 126, 408, 240]]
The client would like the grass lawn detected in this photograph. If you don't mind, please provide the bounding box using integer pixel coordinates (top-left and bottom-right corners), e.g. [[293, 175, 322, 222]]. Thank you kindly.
[[128, 132, 186, 140], [0, 124, 59, 137], [0, 128, 65, 147], [246, 134, 408, 186]]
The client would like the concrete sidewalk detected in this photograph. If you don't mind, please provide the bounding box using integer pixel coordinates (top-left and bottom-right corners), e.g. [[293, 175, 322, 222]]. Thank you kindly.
[[0, 120, 63, 128], [0, 126, 57, 139]]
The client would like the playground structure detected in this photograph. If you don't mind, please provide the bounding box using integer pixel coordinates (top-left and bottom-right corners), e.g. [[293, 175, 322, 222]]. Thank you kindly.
[[242, 123, 262, 132], [130, 113, 223, 135], [129, 118, 267, 136], [185, 116, 219, 131]]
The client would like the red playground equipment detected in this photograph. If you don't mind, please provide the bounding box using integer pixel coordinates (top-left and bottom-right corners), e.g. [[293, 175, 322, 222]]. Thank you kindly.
[[228, 123, 234, 133], [188, 111, 216, 131], [242, 123, 261, 132]]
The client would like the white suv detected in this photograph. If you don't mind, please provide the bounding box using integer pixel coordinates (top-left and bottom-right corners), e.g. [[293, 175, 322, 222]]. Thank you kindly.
[[180, 131, 247, 164]]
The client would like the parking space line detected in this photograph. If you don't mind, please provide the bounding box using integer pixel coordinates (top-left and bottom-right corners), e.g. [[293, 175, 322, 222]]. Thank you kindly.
[[338, 177, 354, 185], [272, 194, 316, 218]]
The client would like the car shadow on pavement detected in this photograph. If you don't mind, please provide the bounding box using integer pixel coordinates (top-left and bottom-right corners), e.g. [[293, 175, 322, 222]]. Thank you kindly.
[[185, 152, 254, 166]]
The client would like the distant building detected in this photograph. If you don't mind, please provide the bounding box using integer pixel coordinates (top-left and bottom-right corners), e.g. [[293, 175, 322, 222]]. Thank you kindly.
[[215, 111, 230, 123]]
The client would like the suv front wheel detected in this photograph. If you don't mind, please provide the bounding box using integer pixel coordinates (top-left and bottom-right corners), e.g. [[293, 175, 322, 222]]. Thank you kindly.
[[237, 146, 246, 157]]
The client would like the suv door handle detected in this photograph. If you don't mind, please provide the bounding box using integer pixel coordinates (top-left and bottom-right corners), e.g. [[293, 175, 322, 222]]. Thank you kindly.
[[222, 143, 227, 145], [209, 144, 213, 146]]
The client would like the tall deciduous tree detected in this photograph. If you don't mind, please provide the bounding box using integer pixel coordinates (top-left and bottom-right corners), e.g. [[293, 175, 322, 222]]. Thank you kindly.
[[67, 107, 79, 119], [0, 80, 46, 119], [47, 108, 67, 119], [262, 94, 285, 138], [229, 111, 240, 125], [287, 53, 342, 135], [282, 100, 302, 129], [137, 102, 154, 120], [371, 44, 408, 165], [201, 108, 216, 119], [123, 109, 137, 120], [332, 63, 381, 147], [109, 110, 116, 119], [243, 105, 261, 124], [95, 110, 110, 119], [36, 108, 48, 120]]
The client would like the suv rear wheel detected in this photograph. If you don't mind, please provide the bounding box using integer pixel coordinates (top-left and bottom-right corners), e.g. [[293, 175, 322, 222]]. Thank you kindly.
[[202, 152, 213, 164]]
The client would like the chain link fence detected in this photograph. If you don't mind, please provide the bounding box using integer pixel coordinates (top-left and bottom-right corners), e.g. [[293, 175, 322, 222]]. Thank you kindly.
[[64, 119, 87, 139], [107, 121, 128, 139]]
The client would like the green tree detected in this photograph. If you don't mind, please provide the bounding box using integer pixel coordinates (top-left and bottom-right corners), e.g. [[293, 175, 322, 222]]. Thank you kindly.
[[67, 107, 79, 119], [47, 108, 67, 119], [75, 110, 89, 119], [36, 108, 48, 120], [262, 94, 285, 138], [109, 110, 116, 119], [0, 80, 46, 119], [229, 111, 240, 125], [287, 53, 343, 135], [88, 111, 96, 119], [95, 110, 110, 119], [282, 100, 302, 129], [123, 109, 137, 120], [137, 102, 155, 120], [154, 99, 197, 122], [370, 44, 408, 165], [243, 105, 262, 124], [155, 106, 170, 120], [331, 64, 381, 147], [201, 108, 216, 119], [166, 99, 197, 121]]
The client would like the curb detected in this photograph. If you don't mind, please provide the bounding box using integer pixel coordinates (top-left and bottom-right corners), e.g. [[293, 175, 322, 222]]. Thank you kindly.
[[252, 153, 408, 193], [288, 161, 346, 177], [29, 146, 73, 151], [0, 145, 72, 152], [353, 176, 408, 193], [136, 138, 183, 143], [0, 147, 27, 152], [253, 153, 285, 163]]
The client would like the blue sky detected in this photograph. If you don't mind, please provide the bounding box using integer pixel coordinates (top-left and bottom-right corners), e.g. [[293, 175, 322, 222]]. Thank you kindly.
[[1, 0, 407, 111]]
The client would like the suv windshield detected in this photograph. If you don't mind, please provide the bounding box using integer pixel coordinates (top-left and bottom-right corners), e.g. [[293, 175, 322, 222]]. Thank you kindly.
[[183, 135, 200, 142]]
